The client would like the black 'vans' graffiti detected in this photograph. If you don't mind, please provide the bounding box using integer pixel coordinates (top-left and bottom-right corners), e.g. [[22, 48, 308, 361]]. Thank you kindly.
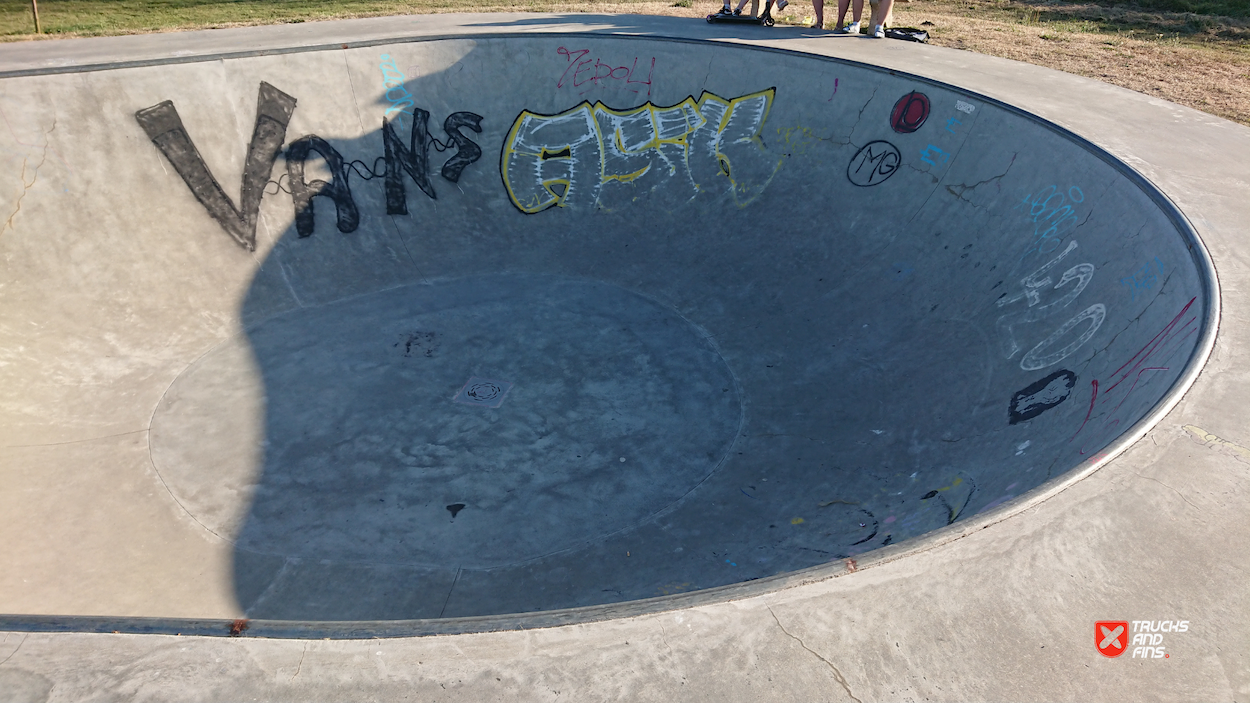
[[286, 135, 360, 238], [439, 112, 483, 183], [382, 110, 437, 212], [136, 82, 483, 248], [382, 110, 485, 214], [135, 82, 297, 251]]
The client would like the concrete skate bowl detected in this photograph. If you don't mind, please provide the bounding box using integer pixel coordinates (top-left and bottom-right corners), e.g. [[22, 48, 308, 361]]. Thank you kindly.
[[0, 31, 1216, 629]]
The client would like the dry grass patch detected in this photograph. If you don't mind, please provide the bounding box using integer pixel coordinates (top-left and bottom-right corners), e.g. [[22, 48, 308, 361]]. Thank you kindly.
[[890, 0, 1250, 123]]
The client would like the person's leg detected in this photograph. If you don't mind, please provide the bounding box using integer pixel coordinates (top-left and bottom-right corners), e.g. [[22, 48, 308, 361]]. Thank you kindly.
[[835, 0, 861, 33], [872, 0, 893, 36], [828, 0, 846, 28], [814, 0, 829, 28]]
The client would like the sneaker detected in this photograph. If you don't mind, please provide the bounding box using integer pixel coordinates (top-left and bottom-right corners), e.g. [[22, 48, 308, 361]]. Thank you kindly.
[[732, 7, 742, 14], [720, 4, 732, 14], [872, 24, 885, 37], [835, 21, 861, 34], [775, 0, 789, 10]]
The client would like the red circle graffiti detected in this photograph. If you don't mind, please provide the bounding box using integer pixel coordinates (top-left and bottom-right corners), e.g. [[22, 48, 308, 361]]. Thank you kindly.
[[890, 91, 931, 134]]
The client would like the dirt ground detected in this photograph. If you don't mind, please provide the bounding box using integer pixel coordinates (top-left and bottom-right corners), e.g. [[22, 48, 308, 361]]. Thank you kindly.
[[886, 0, 1250, 125]]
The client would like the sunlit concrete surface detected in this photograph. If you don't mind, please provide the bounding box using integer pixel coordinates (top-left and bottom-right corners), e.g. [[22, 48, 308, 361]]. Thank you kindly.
[[0, 13, 1245, 702]]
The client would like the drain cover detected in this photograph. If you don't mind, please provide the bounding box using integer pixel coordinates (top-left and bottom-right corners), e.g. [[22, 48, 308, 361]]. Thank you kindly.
[[453, 376, 512, 408]]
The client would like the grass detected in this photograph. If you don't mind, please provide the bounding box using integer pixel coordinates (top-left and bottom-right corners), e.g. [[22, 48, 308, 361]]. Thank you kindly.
[[0, 0, 678, 36], [2, 0, 1249, 124]]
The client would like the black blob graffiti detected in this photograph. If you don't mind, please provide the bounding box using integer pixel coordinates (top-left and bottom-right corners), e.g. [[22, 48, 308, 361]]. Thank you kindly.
[[847, 140, 901, 187], [919, 475, 978, 524], [1008, 369, 1077, 425], [285, 135, 361, 238], [447, 503, 466, 519], [440, 112, 484, 183], [397, 331, 438, 358], [135, 82, 297, 251], [890, 91, 930, 134], [849, 509, 879, 546]]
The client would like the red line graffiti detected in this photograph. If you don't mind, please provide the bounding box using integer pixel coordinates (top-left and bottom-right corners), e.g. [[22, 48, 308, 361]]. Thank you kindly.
[[556, 47, 655, 97], [1070, 297, 1199, 453]]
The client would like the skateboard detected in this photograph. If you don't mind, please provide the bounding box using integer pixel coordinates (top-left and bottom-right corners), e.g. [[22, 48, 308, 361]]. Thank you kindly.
[[706, 1, 777, 26]]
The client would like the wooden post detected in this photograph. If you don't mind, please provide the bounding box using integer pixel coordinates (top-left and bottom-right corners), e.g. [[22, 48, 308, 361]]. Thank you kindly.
[[31, 0, 42, 34]]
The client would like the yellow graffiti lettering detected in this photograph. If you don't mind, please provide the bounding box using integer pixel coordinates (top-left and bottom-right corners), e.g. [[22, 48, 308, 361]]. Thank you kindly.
[[501, 88, 782, 214]]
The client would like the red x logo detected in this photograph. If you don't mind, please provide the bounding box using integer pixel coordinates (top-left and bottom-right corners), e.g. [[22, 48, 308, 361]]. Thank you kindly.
[[1096, 621, 1129, 657]]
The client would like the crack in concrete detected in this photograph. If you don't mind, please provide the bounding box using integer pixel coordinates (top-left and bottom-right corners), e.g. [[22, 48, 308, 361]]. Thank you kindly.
[[438, 566, 462, 618], [657, 621, 677, 661], [904, 118, 984, 224], [257, 215, 307, 308], [3, 150, 46, 234], [1096, 283, 1181, 355], [343, 50, 367, 135], [749, 432, 827, 443], [0, 634, 27, 667], [3, 156, 31, 233], [765, 604, 862, 703], [386, 212, 423, 276], [147, 425, 234, 546], [1130, 471, 1204, 517], [1044, 454, 1061, 480], [904, 171, 943, 225], [1131, 274, 1174, 324], [853, 86, 878, 128], [946, 151, 1017, 204], [1071, 209, 1096, 235], [3, 427, 148, 450], [3, 118, 56, 236], [290, 643, 308, 682], [243, 558, 294, 617], [1091, 177, 1117, 210]]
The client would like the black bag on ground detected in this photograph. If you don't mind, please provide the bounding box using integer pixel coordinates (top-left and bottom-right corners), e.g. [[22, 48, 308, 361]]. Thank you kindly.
[[885, 27, 929, 42]]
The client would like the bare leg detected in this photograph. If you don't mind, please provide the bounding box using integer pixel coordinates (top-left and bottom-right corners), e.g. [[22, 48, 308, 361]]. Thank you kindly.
[[813, 0, 826, 27], [851, 0, 864, 23], [833, 0, 848, 28], [872, 0, 892, 34]]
